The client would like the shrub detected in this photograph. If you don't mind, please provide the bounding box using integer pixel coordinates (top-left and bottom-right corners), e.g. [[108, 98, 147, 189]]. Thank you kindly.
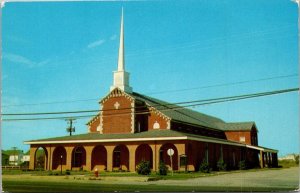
[[199, 159, 211, 173], [136, 160, 151, 175], [239, 160, 247, 170], [295, 155, 299, 165], [217, 158, 227, 171], [158, 162, 168, 175]]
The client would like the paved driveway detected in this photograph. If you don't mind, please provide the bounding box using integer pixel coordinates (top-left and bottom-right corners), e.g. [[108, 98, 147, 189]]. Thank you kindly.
[[148, 167, 299, 190]]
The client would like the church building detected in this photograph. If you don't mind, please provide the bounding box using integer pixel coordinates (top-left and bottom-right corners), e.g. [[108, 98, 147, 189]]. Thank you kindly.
[[25, 10, 278, 172]]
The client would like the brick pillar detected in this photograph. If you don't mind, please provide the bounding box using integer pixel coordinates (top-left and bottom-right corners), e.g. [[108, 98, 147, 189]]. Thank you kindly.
[[29, 146, 37, 170], [264, 152, 269, 166], [259, 150, 264, 168], [128, 144, 138, 172], [175, 143, 185, 171], [105, 145, 115, 171], [151, 143, 162, 172], [84, 145, 94, 171], [66, 146, 73, 170], [46, 146, 52, 171], [149, 143, 160, 171]]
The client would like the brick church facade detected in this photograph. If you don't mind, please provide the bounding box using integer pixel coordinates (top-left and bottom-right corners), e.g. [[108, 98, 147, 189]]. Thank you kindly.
[[25, 10, 278, 172]]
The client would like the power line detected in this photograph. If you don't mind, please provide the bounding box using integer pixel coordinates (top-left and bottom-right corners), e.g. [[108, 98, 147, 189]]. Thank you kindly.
[[2, 73, 298, 108], [147, 74, 298, 95], [2, 87, 298, 122]]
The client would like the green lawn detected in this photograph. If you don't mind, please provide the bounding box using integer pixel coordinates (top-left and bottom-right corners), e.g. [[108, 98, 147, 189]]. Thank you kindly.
[[2, 167, 281, 180], [2, 179, 294, 192], [2, 167, 298, 192]]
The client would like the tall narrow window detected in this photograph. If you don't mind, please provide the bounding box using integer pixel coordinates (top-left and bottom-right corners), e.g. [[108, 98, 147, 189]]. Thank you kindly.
[[205, 143, 209, 163], [232, 152, 236, 167], [113, 146, 121, 168], [180, 155, 187, 168], [220, 145, 223, 161], [137, 122, 141, 133], [159, 150, 164, 162]]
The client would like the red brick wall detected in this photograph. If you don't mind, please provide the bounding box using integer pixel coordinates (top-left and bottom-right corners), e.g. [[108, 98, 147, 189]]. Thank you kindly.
[[225, 131, 252, 145], [102, 95, 133, 134], [148, 111, 169, 130], [89, 116, 100, 133]]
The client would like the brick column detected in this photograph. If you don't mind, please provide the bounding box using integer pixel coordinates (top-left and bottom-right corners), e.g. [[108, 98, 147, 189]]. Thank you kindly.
[[47, 146, 53, 171], [128, 144, 138, 172], [151, 143, 162, 172], [66, 146, 73, 170], [149, 143, 160, 171], [105, 145, 115, 171], [259, 150, 264, 168], [84, 145, 94, 171], [175, 143, 185, 171], [29, 146, 37, 170]]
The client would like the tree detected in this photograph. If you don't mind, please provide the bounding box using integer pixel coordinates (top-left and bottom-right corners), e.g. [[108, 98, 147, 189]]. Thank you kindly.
[[295, 154, 299, 165]]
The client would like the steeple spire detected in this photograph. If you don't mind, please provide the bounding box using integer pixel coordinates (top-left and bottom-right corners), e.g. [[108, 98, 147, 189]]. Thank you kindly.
[[110, 8, 132, 93], [118, 7, 125, 71]]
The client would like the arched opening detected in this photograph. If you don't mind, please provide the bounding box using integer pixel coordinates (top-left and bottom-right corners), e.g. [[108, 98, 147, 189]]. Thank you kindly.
[[72, 146, 86, 169], [52, 146, 66, 170], [91, 145, 107, 171], [34, 147, 48, 170], [113, 144, 129, 171], [135, 144, 153, 169], [159, 143, 178, 170]]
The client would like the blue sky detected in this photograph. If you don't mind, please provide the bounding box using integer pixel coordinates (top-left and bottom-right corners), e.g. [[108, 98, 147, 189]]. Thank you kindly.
[[1, 0, 299, 156]]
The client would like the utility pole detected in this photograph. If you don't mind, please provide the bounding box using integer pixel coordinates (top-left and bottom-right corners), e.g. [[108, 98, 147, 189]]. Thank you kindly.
[[66, 118, 76, 136]]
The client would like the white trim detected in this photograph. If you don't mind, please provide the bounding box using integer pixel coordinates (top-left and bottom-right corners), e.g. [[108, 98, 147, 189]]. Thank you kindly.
[[131, 102, 135, 133], [167, 120, 171, 130], [246, 144, 278, 153], [24, 137, 187, 145], [187, 136, 245, 147], [24, 135, 277, 153], [25, 135, 244, 147]]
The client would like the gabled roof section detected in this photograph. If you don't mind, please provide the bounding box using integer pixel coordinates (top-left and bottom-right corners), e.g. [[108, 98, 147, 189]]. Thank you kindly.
[[217, 122, 257, 131], [87, 88, 135, 125], [132, 92, 225, 130], [99, 87, 135, 104], [87, 113, 100, 126]]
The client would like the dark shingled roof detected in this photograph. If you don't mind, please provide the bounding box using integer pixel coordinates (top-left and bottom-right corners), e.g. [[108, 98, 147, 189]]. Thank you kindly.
[[89, 90, 256, 132], [217, 122, 256, 131], [131, 92, 225, 130], [26, 130, 187, 142], [25, 129, 243, 146]]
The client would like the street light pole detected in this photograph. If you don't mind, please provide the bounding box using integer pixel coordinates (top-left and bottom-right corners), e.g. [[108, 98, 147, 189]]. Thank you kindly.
[[60, 155, 63, 175]]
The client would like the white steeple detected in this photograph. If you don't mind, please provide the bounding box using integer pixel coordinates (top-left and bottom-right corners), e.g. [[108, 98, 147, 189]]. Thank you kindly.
[[110, 8, 133, 93]]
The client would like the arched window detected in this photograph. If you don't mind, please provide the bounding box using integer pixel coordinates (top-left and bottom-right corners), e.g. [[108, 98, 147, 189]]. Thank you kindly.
[[153, 121, 160, 129]]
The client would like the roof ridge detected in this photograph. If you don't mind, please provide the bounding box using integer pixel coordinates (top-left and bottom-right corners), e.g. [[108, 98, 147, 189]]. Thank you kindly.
[[132, 92, 225, 129]]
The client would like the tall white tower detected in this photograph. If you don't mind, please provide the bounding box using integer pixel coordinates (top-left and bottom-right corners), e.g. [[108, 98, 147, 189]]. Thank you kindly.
[[110, 8, 133, 93]]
